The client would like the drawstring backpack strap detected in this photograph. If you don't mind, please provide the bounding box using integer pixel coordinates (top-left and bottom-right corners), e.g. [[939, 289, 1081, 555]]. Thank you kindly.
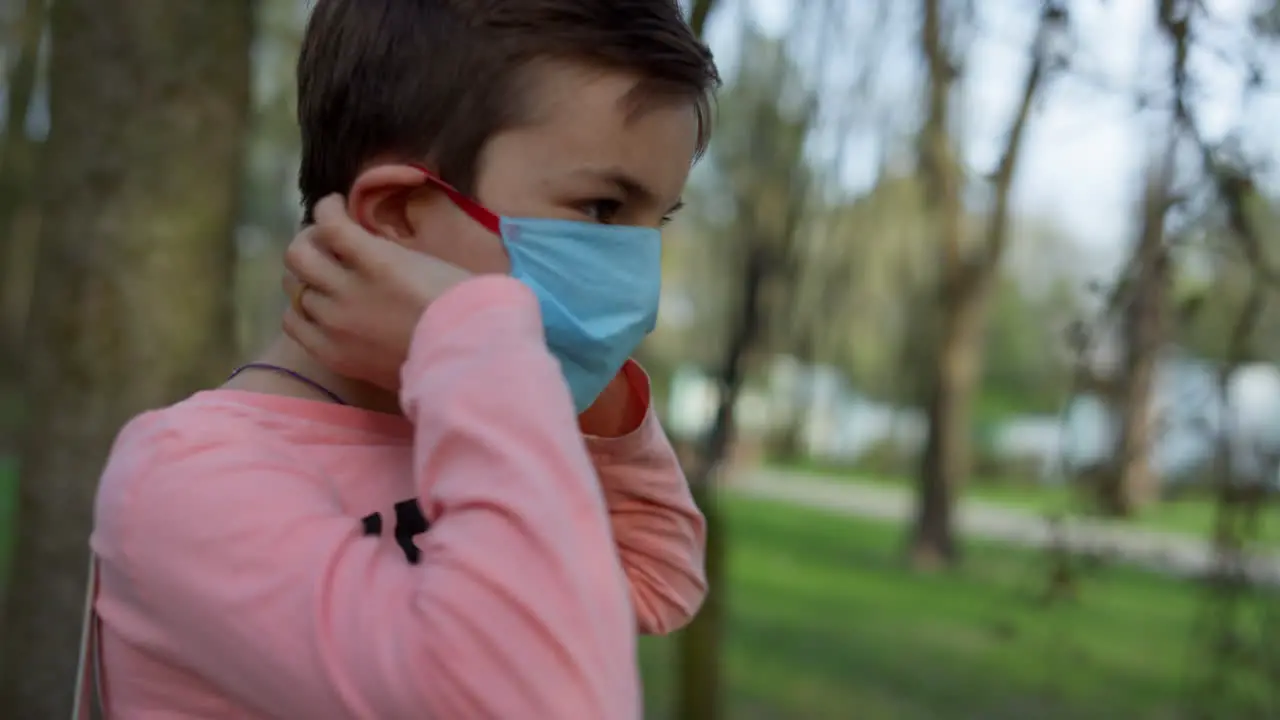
[[71, 554, 104, 720]]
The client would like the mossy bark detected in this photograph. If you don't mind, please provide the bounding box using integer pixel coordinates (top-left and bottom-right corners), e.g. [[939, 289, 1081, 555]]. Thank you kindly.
[[0, 2, 251, 715]]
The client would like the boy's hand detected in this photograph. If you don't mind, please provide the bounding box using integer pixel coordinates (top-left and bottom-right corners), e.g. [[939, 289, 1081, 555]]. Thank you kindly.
[[282, 194, 472, 390]]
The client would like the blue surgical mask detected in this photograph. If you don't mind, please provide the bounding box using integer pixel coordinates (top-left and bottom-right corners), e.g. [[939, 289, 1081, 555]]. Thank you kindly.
[[412, 168, 661, 412], [502, 217, 660, 411]]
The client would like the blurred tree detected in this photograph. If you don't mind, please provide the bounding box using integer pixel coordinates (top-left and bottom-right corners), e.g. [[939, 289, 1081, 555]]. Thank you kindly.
[[671, 2, 724, 717], [1095, 157, 1175, 516], [1177, 195, 1280, 365], [675, 33, 817, 364], [1252, 0, 1280, 35], [982, 274, 1076, 416], [688, 0, 718, 38], [0, 0, 47, 440], [1081, 0, 1191, 518], [806, 172, 934, 401], [983, 219, 1084, 418], [803, 188, 1081, 417], [1166, 4, 1280, 712], [0, 1, 252, 716], [236, 0, 305, 355], [675, 8, 826, 717], [907, 0, 1058, 568], [769, 0, 888, 456]]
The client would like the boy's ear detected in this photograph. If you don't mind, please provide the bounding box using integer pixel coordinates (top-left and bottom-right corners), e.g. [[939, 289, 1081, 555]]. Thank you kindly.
[[346, 164, 435, 246]]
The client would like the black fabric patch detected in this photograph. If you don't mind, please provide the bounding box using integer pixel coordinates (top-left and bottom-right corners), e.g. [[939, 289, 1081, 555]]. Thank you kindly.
[[393, 499, 430, 565], [359, 500, 430, 565]]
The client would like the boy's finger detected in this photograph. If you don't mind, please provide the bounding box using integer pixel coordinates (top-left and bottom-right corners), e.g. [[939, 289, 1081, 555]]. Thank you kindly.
[[284, 229, 347, 293], [282, 305, 340, 371], [296, 287, 341, 327], [311, 194, 351, 229], [310, 195, 368, 260]]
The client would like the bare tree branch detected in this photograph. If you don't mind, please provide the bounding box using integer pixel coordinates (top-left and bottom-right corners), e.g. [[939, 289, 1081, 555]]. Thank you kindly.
[[688, 0, 718, 39], [979, 2, 1060, 267]]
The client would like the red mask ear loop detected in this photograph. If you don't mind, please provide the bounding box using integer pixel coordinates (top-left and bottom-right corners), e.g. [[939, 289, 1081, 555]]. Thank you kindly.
[[407, 164, 502, 235]]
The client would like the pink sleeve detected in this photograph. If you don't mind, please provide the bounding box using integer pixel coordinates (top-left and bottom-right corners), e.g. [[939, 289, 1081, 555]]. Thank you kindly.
[[94, 277, 639, 719], [586, 361, 708, 635]]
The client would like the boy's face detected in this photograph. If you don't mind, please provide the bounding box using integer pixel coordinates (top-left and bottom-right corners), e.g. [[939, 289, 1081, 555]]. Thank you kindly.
[[349, 59, 701, 275]]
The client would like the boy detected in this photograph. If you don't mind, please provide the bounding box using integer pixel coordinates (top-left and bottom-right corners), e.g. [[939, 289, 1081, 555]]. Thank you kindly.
[[88, 1, 719, 718]]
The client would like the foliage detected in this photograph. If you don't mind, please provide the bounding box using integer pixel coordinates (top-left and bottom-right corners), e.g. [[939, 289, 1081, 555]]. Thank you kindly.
[[672, 13, 828, 719], [982, 275, 1077, 415], [805, 173, 935, 400], [1175, 193, 1280, 364], [666, 26, 819, 371]]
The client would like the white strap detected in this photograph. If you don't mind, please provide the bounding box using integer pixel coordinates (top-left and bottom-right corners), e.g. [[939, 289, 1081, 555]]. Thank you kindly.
[[71, 554, 103, 720]]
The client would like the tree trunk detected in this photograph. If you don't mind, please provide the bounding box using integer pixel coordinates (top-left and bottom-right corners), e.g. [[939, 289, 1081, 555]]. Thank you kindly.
[[907, 0, 967, 569], [909, 272, 987, 568], [1099, 170, 1170, 517], [907, 0, 1051, 568], [0, 0, 49, 406], [674, 481, 725, 720], [688, 0, 719, 39], [1096, 2, 1183, 519], [0, 1, 251, 715], [672, 4, 732, 717], [677, 247, 768, 720], [770, 331, 815, 463], [1102, 351, 1160, 516]]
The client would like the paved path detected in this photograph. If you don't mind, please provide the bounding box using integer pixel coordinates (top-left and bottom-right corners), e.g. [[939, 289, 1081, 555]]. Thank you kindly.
[[733, 469, 1280, 586]]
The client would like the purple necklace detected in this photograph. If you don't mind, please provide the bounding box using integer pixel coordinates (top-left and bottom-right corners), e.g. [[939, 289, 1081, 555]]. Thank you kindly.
[[226, 363, 348, 406]]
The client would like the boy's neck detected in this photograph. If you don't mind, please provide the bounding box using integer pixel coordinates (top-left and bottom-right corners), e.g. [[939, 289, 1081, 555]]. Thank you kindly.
[[226, 335, 404, 416]]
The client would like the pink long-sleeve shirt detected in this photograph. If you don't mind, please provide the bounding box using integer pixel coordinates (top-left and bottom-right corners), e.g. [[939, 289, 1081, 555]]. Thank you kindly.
[[89, 276, 707, 719]]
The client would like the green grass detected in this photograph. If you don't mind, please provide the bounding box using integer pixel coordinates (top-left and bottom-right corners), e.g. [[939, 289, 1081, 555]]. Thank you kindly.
[[961, 482, 1280, 545], [641, 497, 1277, 719], [772, 462, 1280, 547]]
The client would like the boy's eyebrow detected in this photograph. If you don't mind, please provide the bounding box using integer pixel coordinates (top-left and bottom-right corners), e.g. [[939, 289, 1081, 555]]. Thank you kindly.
[[571, 166, 682, 214]]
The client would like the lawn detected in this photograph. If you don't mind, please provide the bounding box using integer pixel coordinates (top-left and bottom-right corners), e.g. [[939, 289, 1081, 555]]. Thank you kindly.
[[0, 462, 1273, 718], [964, 481, 1280, 546], [640, 497, 1275, 719], [771, 462, 1280, 547]]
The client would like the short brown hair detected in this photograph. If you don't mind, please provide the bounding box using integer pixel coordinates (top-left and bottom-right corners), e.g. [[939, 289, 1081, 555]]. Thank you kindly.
[[296, 0, 719, 222]]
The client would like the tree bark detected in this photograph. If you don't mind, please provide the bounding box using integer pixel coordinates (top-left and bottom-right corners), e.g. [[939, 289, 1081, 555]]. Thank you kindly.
[[675, 481, 725, 719], [688, 0, 719, 39], [0, 0, 48, 386], [0, 1, 252, 716], [910, 271, 987, 567], [676, 246, 768, 720], [1099, 166, 1171, 516], [907, 0, 967, 568], [1093, 0, 1190, 518], [672, 4, 730, 717], [907, 0, 1052, 568]]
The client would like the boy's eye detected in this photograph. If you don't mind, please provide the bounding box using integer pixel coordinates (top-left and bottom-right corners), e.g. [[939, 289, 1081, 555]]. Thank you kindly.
[[582, 199, 622, 224]]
